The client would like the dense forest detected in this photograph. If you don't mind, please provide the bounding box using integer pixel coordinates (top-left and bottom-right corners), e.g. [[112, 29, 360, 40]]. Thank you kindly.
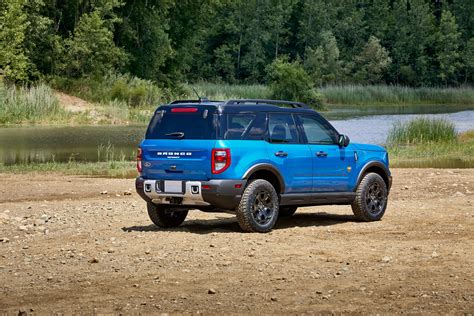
[[0, 0, 473, 88]]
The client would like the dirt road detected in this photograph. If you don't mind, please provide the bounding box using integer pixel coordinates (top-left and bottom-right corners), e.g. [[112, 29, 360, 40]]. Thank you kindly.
[[0, 169, 473, 314]]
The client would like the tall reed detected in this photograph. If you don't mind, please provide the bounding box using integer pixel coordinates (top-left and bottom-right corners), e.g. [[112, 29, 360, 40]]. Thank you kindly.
[[387, 118, 457, 145], [0, 82, 67, 124]]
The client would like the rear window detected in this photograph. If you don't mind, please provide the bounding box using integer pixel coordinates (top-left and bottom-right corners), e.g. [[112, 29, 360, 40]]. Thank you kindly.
[[145, 108, 217, 139]]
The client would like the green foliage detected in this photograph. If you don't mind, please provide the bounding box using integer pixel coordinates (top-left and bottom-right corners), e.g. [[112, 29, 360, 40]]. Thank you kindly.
[[353, 36, 392, 84], [0, 0, 31, 82], [387, 118, 457, 145], [1, 0, 474, 87], [0, 81, 68, 124], [267, 59, 324, 109], [61, 10, 127, 77], [434, 11, 462, 85], [50, 73, 165, 107], [304, 31, 342, 86]]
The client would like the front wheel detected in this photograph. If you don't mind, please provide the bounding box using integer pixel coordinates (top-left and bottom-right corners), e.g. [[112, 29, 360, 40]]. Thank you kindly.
[[236, 179, 279, 233], [147, 203, 188, 228], [351, 173, 388, 221]]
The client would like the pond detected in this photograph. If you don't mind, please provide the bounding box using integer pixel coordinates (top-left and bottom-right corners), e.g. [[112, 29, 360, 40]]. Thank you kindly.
[[1, 108, 473, 165]]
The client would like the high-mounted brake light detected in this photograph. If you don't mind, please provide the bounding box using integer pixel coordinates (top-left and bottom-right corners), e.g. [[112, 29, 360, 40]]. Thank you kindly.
[[137, 148, 142, 173], [211, 148, 231, 174], [171, 107, 198, 113]]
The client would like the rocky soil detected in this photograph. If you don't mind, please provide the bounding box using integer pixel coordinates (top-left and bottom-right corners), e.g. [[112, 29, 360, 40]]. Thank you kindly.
[[0, 169, 473, 314]]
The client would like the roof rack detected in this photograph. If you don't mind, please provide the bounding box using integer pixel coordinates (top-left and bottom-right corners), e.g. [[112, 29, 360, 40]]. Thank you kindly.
[[224, 99, 309, 109], [170, 97, 210, 104]]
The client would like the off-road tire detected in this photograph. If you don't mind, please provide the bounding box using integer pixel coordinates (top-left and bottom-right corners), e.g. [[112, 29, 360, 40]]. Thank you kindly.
[[147, 203, 188, 228], [279, 206, 297, 217], [351, 173, 388, 221], [236, 179, 279, 233]]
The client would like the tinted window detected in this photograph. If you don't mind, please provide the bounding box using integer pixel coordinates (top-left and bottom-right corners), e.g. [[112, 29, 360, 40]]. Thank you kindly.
[[298, 115, 337, 144], [224, 114, 254, 139], [146, 108, 217, 139], [268, 113, 299, 143]]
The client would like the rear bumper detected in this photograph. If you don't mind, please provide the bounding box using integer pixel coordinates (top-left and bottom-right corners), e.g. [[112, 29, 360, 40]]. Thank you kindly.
[[135, 177, 246, 210]]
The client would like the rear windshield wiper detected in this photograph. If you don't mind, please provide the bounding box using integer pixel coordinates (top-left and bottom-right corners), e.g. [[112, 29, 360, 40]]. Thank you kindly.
[[165, 132, 185, 139]]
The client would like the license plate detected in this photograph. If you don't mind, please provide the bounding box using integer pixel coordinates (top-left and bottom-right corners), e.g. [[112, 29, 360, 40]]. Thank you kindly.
[[164, 181, 183, 193]]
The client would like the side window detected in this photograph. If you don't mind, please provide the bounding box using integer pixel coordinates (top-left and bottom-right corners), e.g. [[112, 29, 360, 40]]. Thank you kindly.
[[298, 115, 337, 145], [268, 113, 299, 143], [224, 114, 254, 140]]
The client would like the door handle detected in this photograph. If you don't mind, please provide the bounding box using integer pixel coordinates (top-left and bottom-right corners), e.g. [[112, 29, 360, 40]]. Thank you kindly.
[[274, 151, 288, 157], [316, 151, 328, 157]]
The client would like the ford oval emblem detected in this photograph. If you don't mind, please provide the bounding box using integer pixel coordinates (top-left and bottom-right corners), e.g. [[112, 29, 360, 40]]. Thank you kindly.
[[144, 162, 152, 167]]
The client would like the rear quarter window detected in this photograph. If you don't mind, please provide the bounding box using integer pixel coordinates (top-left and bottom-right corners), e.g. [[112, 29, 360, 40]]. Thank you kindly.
[[221, 113, 266, 140], [145, 108, 218, 139]]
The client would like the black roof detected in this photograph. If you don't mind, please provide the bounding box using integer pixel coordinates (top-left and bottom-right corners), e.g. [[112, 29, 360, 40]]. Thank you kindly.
[[162, 99, 317, 114]]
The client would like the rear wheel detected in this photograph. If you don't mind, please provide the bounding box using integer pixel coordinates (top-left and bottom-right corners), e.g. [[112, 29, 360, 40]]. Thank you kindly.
[[236, 179, 279, 233], [279, 206, 297, 217], [147, 203, 188, 228], [351, 173, 388, 221]]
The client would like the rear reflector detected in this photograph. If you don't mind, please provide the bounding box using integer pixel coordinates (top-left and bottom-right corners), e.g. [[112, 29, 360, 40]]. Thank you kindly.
[[171, 108, 198, 113], [202, 185, 210, 190], [136, 148, 142, 174]]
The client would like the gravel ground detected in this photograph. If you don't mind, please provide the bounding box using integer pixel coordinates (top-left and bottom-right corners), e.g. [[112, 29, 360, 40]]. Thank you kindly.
[[0, 169, 473, 314]]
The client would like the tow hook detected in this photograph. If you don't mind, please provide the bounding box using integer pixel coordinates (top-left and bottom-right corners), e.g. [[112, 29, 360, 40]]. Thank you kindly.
[[191, 185, 199, 194]]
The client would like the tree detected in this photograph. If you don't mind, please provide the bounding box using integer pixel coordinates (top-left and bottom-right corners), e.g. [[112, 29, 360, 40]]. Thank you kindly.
[[0, 0, 31, 82], [61, 10, 127, 77], [389, 0, 435, 85], [463, 37, 474, 83], [304, 31, 342, 85], [434, 10, 462, 85], [267, 58, 323, 109], [353, 36, 392, 84]]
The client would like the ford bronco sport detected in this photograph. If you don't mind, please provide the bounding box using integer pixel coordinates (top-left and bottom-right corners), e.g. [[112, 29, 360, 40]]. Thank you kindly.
[[136, 99, 392, 233]]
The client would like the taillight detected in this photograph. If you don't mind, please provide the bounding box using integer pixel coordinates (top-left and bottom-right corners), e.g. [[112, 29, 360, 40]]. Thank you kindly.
[[212, 148, 231, 174], [137, 148, 142, 173]]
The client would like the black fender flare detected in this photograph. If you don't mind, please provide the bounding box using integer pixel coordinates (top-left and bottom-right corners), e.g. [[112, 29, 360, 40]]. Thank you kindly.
[[242, 163, 286, 193], [355, 161, 391, 192]]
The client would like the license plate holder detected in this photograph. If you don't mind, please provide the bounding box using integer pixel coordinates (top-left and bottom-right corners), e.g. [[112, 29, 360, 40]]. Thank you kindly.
[[164, 180, 183, 193]]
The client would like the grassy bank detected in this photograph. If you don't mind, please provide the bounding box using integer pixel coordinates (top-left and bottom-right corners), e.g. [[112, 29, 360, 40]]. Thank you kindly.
[[387, 119, 474, 168], [0, 82, 73, 124]]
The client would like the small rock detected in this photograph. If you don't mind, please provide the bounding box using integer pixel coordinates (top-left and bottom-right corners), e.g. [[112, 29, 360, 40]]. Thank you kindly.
[[208, 288, 216, 294], [100, 191, 108, 195], [145, 250, 151, 255], [0, 237, 9, 243], [22, 245, 29, 250], [316, 290, 323, 294], [107, 248, 115, 253], [381, 256, 392, 263], [89, 258, 99, 263], [270, 296, 278, 302], [431, 251, 439, 258], [124, 191, 132, 196]]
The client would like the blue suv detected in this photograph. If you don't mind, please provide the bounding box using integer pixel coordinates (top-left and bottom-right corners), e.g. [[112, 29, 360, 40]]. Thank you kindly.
[[136, 99, 392, 232]]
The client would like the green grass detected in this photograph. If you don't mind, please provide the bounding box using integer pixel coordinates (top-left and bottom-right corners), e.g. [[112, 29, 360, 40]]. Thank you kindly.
[[320, 85, 474, 106], [50, 73, 168, 108], [0, 81, 71, 124], [387, 118, 457, 145], [188, 82, 474, 108], [387, 116, 474, 168], [187, 82, 271, 100]]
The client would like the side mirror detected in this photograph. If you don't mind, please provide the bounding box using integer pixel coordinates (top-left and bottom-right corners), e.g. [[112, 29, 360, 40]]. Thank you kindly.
[[338, 134, 350, 147]]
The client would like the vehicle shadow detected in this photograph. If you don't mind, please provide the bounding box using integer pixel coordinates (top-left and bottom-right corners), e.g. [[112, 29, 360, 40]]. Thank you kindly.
[[121, 211, 358, 234]]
